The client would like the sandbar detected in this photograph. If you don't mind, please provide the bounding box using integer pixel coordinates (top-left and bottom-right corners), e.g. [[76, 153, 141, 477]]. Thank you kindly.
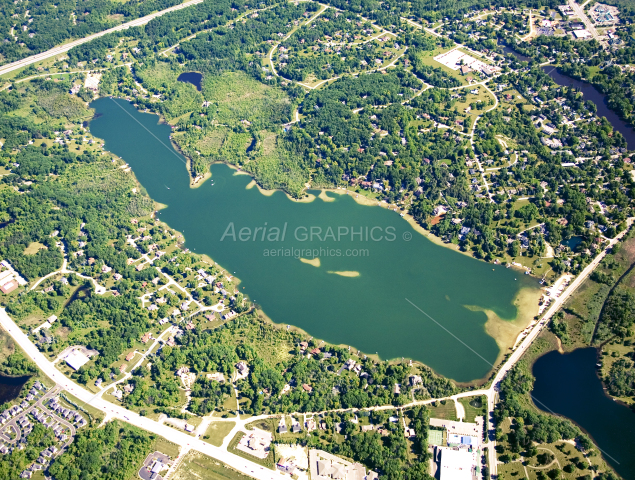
[[328, 271, 360, 277], [300, 257, 321, 267]]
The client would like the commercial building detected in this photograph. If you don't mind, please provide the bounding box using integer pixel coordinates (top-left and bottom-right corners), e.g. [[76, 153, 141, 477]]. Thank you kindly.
[[439, 448, 473, 480], [65, 350, 91, 371]]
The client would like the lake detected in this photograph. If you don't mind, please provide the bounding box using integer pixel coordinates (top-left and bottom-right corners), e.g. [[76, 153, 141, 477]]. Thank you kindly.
[[89, 97, 539, 383], [177, 72, 203, 91], [0, 373, 30, 405], [533, 348, 635, 479]]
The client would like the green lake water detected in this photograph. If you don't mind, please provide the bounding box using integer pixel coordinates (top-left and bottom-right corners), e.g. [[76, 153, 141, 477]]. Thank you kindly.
[[89, 97, 538, 382]]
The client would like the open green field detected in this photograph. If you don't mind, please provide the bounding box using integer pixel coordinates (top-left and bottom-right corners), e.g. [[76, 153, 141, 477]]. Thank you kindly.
[[413, 47, 468, 86], [172, 451, 255, 480], [203, 421, 236, 447], [459, 395, 487, 423], [427, 400, 457, 420], [151, 436, 181, 459], [560, 230, 635, 349]]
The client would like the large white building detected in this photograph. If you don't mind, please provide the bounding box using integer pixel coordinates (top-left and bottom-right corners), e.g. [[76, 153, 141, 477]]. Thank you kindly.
[[439, 448, 473, 480], [65, 350, 91, 371]]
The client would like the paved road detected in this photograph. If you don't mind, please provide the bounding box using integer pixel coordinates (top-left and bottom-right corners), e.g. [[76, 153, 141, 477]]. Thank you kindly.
[[0, 0, 204, 78], [568, 0, 601, 41], [0, 309, 287, 480], [0, 385, 76, 451], [483, 218, 633, 477], [2, 215, 630, 479]]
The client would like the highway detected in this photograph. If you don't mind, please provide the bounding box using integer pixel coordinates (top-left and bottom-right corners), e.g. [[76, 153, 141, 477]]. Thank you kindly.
[[1, 216, 631, 480], [0, 0, 204, 78], [568, 0, 601, 41], [0, 308, 287, 480], [483, 218, 633, 477]]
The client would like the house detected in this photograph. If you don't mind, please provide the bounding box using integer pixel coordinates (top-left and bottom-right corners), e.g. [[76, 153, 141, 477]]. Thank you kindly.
[[141, 332, 152, 344], [119, 364, 127, 373], [460, 65, 470, 75], [277, 457, 297, 475], [302, 383, 313, 393], [236, 361, 249, 378], [410, 375, 423, 386], [278, 417, 288, 433], [433, 205, 447, 216]]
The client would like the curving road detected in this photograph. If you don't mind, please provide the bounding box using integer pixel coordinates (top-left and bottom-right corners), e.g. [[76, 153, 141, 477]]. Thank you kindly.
[[0, 0, 204, 78], [1, 216, 631, 479], [0, 308, 287, 480]]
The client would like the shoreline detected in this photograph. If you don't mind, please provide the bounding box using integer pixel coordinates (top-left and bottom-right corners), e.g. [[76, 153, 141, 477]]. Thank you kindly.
[[95, 95, 547, 388]]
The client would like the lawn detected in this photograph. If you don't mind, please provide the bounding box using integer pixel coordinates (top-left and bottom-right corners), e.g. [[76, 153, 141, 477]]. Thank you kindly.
[[171, 451, 255, 480], [23, 242, 47, 255], [458, 395, 487, 423], [427, 400, 457, 420], [412, 47, 468, 86], [151, 436, 181, 459], [203, 421, 236, 447]]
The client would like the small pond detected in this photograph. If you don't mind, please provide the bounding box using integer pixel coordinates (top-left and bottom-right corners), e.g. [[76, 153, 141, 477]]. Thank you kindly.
[[0, 373, 30, 404], [177, 72, 203, 92], [562, 236, 584, 251]]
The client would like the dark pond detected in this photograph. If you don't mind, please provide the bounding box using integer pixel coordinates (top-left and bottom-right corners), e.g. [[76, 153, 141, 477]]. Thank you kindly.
[[502, 45, 635, 149], [0, 373, 30, 404], [533, 347, 635, 479], [562, 235, 583, 250], [63, 284, 91, 309], [177, 72, 203, 92]]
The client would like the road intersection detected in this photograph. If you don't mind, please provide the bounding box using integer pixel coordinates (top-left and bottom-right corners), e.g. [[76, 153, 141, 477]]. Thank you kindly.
[[1, 216, 630, 478]]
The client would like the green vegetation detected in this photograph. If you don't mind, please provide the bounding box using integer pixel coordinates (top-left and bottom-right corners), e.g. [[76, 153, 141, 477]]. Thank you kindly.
[[0, 0, 183, 66], [172, 451, 254, 480], [459, 395, 487, 423], [0, 422, 58, 479], [48, 420, 155, 480], [202, 421, 235, 447]]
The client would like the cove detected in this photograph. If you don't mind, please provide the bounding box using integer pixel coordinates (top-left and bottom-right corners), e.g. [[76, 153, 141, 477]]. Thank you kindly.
[[532, 348, 635, 479], [0, 373, 30, 404], [89, 97, 539, 383]]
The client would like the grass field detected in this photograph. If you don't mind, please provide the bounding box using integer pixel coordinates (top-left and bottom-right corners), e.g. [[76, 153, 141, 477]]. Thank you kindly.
[[413, 47, 468, 86], [172, 451, 255, 480], [427, 400, 457, 420], [151, 436, 181, 458], [203, 421, 236, 446], [458, 395, 487, 423], [23, 242, 47, 255], [559, 230, 635, 350]]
